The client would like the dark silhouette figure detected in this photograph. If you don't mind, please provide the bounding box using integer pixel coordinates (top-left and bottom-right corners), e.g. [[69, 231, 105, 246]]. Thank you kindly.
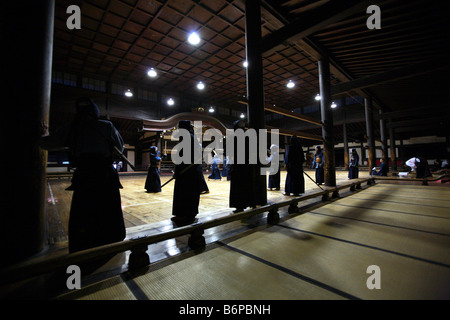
[[40, 97, 126, 253], [145, 146, 162, 193], [284, 136, 305, 196], [312, 145, 324, 185], [348, 148, 359, 179], [171, 120, 202, 226]]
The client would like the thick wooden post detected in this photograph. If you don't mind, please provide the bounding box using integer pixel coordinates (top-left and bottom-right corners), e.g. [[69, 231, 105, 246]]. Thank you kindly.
[[1, 1, 55, 266], [365, 98, 376, 173], [245, 0, 267, 205], [379, 109, 389, 172], [389, 125, 397, 172], [318, 58, 336, 186]]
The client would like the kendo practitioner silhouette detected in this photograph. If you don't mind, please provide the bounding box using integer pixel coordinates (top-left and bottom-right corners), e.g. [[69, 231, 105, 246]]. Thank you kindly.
[[229, 120, 257, 213], [145, 146, 162, 193], [267, 144, 281, 190], [312, 145, 325, 185], [348, 148, 360, 179], [283, 136, 305, 196], [171, 120, 203, 226], [208, 152, 222, 180], [40, 97, 126, 254]]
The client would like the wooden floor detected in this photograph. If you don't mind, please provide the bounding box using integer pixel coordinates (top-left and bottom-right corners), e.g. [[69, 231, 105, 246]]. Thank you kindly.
[[45, 169, 354, 244], [56, 182, 450, 300]]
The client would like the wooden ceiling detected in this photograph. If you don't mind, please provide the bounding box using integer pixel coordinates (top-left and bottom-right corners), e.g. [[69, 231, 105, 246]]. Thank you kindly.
[[51, 0, 450, 143]]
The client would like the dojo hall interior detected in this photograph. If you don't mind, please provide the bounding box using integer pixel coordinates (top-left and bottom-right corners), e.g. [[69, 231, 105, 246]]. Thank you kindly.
[[1, 0, 450, 301]]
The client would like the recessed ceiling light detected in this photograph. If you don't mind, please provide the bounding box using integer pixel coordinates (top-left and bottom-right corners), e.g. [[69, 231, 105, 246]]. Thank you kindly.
[[315, 94, 321, 101], [188, 31, 201, 45], [287, 80, 295, 88], [209, 106, 214, 113], [167, 98, 174, 106], [243, 61, 248, 68], [240, 113, 245, 119], [125, 89, 133, 97], [331, 102, 337, 108], [197, 81, 205, 90], [147, 68, 157, 78]]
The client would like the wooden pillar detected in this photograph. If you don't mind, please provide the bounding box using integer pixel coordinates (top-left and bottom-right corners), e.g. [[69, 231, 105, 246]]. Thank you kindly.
[[365, 98, 376, 172], [389, 125, 397, 171], [379, 109, 389, 172], [342, 103, 349, 170], [1, 0, 55, 266], [318, 58, 336, 186], [245, 0, 266, 205]]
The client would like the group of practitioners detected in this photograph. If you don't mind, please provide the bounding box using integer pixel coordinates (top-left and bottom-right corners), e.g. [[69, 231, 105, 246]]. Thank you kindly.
[[38, 97, 440, 261]]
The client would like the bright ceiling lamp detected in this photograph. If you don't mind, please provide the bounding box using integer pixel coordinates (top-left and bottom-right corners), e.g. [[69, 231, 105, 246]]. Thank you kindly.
[[188, 31, 201, 45], [286, 80, 295, 88], [315, 94, 321, 101], [243, 60, 248, 68], [209, 106, 214, 113], [197, 81, 205, 90], [331, 102, 337, 109], [167, 98, 174, 106], [147, 68, 157, 78], [240, 113, 245, 119], [125, 89, 133, 97]]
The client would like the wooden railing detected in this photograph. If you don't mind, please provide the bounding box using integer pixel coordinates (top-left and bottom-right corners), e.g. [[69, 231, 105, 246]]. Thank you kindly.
[[0, 177, 376, 286], [370, 173, 450, 185]]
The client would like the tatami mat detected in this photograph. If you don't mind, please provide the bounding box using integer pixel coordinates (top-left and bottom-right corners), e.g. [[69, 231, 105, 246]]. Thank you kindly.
[[59, 184, 450, 300]]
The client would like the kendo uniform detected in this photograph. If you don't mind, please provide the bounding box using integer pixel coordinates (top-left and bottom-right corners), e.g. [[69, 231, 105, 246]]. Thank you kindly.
[[171, 120, 202, 226], [267, 145, 280, 190], [229, 120, 257, 212], [40, 97, 126, 254], [371, 160, 388, 176], [284, 136, 305, 196], [348, 149, 359, 179], [208, 156, 222, 180], [313, 146, 325, 185], [415, 157, 432, 179], [145, 146, 162, 192], [222, 157, 231, 181], [199, 172, 210, 194]]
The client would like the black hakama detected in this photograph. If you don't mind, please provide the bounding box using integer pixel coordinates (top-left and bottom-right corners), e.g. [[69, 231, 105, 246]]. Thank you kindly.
[[284, 136, 305, 195], [68, 156, 125, 253]]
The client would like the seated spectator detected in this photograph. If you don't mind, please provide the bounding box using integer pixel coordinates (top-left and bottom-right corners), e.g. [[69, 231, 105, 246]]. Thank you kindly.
[[371, 158, 388, 176]]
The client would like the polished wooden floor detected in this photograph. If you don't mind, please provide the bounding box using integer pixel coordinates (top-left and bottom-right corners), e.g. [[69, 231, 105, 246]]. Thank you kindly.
[[56, 181, 450, 300], [46, 169, 355, 244]]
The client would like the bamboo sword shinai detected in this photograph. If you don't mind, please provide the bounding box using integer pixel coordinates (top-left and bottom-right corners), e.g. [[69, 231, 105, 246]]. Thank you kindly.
[[114, 146, 136, 171]]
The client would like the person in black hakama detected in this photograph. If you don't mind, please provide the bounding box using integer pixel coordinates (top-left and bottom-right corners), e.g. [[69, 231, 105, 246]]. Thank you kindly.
[[171, 120, 203, 226], [145, 146, 162, 193], [406, 157, 432, 178], [229, 120, 257, 213], [267, 144, 281, 190], [348, 148, 359, 179], [39, 97, 126, 254], [312, 145, 324, 185], [283, 136, 305, 196]]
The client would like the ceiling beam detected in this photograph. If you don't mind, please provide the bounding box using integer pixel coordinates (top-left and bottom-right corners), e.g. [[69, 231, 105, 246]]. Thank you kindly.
[[378, 104, 450, 120], [266, 125, 322, 141], [261, 0, 373, 55], [238, 100, 322, 126], [331, 57, 450, 95], [387, 116, 450, 129], [260, 0, 386, 111]]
